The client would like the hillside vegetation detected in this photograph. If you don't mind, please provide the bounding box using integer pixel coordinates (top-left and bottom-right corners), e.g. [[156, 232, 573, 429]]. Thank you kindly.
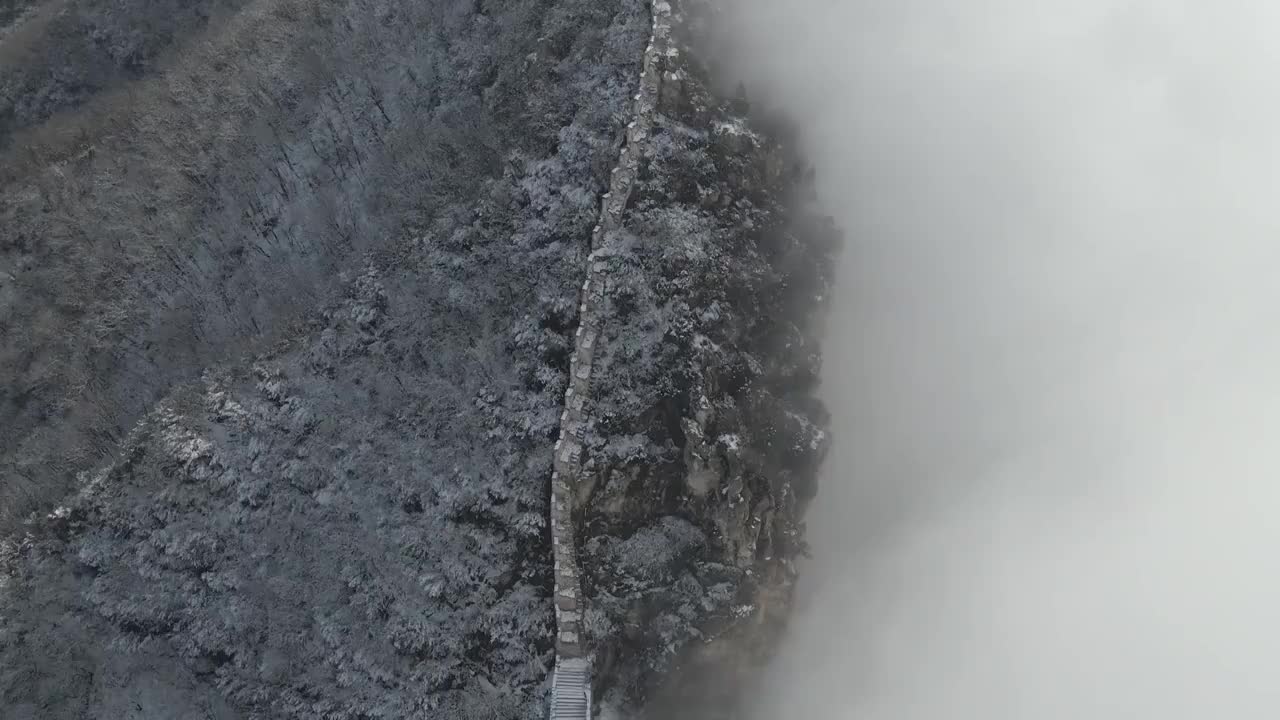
[[1, 0, 643, 529], [2, 0, 647, 715]]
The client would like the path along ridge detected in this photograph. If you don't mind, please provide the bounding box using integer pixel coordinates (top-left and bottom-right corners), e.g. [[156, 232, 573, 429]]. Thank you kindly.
[[548, 1, 676, 717]]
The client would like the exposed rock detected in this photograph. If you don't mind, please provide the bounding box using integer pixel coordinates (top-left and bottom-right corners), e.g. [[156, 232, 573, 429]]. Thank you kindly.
[[572, 0, 839, 714]]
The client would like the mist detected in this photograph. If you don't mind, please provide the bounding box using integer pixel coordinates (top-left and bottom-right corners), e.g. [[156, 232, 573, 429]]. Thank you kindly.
[[719, 1, 1280, 717]]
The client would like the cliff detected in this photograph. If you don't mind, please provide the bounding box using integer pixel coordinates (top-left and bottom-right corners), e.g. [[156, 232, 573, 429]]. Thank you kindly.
[[568, 1, 838, 716]]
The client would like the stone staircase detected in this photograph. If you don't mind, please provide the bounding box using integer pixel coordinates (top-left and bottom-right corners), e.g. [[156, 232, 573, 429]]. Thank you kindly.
[[550, 657, 593, 720]]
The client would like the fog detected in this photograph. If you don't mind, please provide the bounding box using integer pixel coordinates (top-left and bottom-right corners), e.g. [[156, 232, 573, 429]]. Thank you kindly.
[[720, 1, 1280, 718]]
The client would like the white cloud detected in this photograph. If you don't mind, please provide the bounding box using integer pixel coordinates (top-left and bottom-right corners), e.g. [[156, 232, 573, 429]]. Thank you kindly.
[[722, 1, 1280, 717]]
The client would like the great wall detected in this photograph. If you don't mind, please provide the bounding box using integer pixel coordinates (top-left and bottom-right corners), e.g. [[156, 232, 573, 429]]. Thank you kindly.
[[547, 1, 675, 717]]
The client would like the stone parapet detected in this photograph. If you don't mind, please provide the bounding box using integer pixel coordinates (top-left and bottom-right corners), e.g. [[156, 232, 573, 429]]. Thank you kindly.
[[550, 0, 672, 716]]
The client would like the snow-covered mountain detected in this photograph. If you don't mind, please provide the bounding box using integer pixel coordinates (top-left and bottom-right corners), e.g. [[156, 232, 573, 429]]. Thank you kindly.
[[0, 0, 836, 716]]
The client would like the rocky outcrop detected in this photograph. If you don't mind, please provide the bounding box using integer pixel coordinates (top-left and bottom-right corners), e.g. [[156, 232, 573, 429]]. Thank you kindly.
[[561, 0, 840, 715]]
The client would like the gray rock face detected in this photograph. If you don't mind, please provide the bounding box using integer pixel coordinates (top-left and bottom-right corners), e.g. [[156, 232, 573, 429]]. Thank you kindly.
[[566, 0, 840, 715]]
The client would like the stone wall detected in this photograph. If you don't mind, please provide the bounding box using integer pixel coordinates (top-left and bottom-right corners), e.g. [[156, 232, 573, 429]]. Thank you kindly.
[[549, 1, 674, 716]]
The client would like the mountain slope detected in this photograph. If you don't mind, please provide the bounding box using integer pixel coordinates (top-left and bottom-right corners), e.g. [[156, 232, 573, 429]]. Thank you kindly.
[[0, 0, 837, 717]]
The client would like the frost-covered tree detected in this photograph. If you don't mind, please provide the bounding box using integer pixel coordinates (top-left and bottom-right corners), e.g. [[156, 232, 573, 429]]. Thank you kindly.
[[1, 0, 650, 716]]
